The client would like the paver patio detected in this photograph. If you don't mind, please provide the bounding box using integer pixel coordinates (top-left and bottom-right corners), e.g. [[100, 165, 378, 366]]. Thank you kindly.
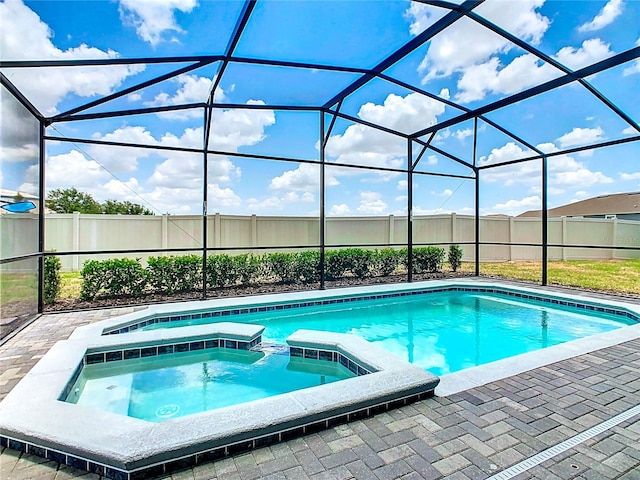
[[1, 285, 639, 480]]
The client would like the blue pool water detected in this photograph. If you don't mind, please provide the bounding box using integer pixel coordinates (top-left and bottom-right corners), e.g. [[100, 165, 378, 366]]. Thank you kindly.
[[145, 292, 635, 376], [66, 349, 354, 422]]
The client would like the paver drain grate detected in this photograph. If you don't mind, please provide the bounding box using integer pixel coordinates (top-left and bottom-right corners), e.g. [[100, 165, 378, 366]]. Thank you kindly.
[[486, 404, 640, 480]]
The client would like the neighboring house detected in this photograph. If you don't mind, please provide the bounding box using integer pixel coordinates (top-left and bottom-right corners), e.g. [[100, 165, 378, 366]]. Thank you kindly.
[[0, 189, 40, 214], [519, 192, 640, 221]]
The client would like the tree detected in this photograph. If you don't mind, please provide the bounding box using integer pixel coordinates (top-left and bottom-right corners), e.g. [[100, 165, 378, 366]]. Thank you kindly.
[[102, 199, 154, 215], [45, 188, 154, 215], [45, 187, 102, 214]]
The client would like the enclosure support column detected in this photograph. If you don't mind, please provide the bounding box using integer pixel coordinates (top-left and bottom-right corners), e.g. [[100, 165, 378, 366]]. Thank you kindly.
[[474, 168, 480, 276], [473, 118, 480, 276], [38, 120, 46, 313], [541, 155, 548, 285], [320, 111, 326, 289], [407, 139, 413, 283], [202, 106, 210, 298]]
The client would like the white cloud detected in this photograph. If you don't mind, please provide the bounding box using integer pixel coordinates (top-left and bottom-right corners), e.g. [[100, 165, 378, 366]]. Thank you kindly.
[[623, 38, 640, 76], [453, 128, 473, 141], [42, 150, 110, 194], [0, 0, 143, 115], [412, 0, 549, 83], [488, 195, 541, 216], [479, 141, 613, 192], [455, 39, 613, 103], [397, 180, 408, 191], [554, 39, 613, 70], [356, 191, 388, 215], [557, 127, 604, 148], [247, 191, 315, 213], [578, 0, 624, 32], [404, 2, 447, 36], [269, 163, 339, 192], [0, 88, 39, 164], [89, 126, 157, 172], [478, 142, 535, 168], [118, 0, 197, 46], [329, 204, 351, 216], [103, 177, 144, 200], [146, 74, 224, 120], [621, 172, 640, 180], [208, 101, 276, 151], [326, 92, 446, 170], [623, 125, 639, 135], [272, 92, 446, 204], [207, 183, 241, 208]]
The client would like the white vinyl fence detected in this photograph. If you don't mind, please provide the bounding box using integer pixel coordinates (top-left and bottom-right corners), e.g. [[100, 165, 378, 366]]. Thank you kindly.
[[3, 213, 638, 270]]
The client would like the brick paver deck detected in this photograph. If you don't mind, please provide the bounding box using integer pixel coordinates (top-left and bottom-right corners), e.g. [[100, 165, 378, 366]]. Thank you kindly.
[[1, 289, 639, 480]]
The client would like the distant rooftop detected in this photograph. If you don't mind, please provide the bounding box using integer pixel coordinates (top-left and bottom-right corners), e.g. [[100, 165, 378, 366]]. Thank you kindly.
[[519, 192, 640, 218]]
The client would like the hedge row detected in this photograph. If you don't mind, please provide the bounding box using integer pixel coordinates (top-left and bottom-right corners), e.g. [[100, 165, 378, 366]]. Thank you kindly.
[[79, 246, 462, 300]]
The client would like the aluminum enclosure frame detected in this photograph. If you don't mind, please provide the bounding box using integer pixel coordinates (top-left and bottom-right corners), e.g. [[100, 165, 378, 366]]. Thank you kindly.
[[1, 0, 639, 313]]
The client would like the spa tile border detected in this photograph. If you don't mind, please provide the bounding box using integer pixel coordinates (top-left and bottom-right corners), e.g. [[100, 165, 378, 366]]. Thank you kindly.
[[103, 286, 639, 335], [289, 346, 372, 376], [1, 388, 432, 480], [82, 336, 262, 366]]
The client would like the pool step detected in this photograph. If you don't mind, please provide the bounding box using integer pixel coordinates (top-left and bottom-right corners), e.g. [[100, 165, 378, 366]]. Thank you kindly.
[[250, 342, 290, 355]]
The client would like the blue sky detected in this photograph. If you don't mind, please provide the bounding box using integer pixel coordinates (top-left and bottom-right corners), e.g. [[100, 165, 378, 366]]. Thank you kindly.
[[1, 0, 638, 217]]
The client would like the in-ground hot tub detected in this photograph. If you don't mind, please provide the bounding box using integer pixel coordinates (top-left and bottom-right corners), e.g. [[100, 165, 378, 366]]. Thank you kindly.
[[0, 320, 438, 479]]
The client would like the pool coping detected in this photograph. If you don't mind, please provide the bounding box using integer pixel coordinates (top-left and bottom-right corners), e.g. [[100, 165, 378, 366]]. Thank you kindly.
[[0, 322, 439, 479]]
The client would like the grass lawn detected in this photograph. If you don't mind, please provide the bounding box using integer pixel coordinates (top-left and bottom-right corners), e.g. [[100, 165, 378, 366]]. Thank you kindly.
[[461, 259, 640, 295], [60, 271, 83, 298]]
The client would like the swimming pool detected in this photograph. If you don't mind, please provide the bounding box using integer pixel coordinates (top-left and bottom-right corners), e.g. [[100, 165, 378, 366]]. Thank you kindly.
[[127, 287, 636, 376]]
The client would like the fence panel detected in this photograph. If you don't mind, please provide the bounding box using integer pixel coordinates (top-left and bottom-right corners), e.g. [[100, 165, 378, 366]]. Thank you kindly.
[[28, 213, 638, 270]]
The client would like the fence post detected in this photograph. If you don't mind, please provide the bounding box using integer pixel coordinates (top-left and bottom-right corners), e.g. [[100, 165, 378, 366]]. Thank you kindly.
[[214, 213, 221, 248], [162, 214, 168, 253], [251, 214, 257, 250], [389, 214, 394, 245], [509, 216, 514, 262], [562, 216, 567, 261], [72, 211, 80, 270], [612, 217, 618, 260], [451, 212, 457, 245]]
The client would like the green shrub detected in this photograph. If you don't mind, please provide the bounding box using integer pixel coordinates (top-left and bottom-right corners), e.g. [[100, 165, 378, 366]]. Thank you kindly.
[[295, 250, 320, 284], [265, 252, 298, 284], [233, 253, 262, 286], [372, 248, 401, 276], [206, 254, 238, 288], [342, 248, 373, 279], [80, 258, 147, 300], [448, 244, 464, 272], [412, 246, 445, 273], [43, 255, 61, 304], [147, 255, 202, 294], [324, 249, 348, 280]]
